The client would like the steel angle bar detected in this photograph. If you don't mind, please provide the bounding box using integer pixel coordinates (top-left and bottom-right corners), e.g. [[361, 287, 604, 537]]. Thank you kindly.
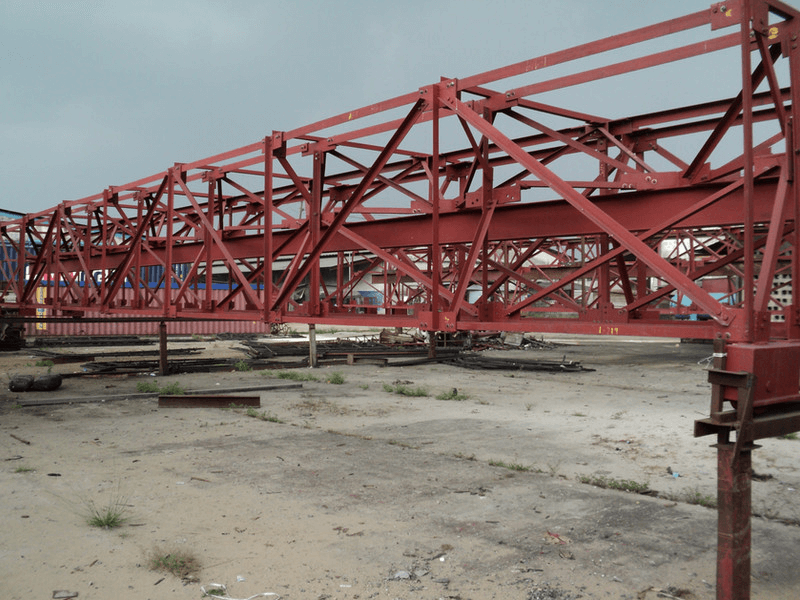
[[458, 8, 715, 91]]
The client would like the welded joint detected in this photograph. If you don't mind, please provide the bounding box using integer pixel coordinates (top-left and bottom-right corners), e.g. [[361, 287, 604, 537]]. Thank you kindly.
[[201, 168, 224, 183]]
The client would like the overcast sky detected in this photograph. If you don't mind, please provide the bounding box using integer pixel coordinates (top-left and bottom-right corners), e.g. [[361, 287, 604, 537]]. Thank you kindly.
[[0, 1, 766, 214]]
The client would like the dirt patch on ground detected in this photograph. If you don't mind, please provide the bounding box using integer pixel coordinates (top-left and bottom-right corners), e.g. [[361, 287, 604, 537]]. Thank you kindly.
[[1, 335, 798, 599]]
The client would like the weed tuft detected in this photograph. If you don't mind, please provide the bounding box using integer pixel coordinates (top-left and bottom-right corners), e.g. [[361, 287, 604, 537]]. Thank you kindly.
[[489, 459, 532, 472], [159, 382, 185, 396], [326, 371, 345, 385], [83, 489, 130, 529], [577, 474, 650, 494], [14, 466, 35, 473], [136, 380, 160, 393], [274, 370, 319, 382], [436, 388, 468, 401], [383, 383, 429, 397], [148, 546, 200, 579], [245, 407, 283, 423], [234, 360, 252, 372], [674, 487, 717, 508]]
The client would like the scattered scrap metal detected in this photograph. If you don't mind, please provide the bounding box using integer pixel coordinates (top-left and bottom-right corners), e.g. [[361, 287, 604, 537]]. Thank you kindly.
[[442, 353, 592, 372], [241, 332, 591, 373], [79, 356, 291, 375], [30, 346, 201, 364], [11, 330, 590, 378], [32, 335, 152, 347]]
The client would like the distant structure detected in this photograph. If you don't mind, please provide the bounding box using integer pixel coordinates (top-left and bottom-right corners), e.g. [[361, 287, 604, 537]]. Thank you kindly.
[[0, 208, 23, 221]]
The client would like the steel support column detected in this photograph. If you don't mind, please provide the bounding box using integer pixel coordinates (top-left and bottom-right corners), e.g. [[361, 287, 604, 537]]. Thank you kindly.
[[716, 442, 752, 600], [159, 320, 168, 376]]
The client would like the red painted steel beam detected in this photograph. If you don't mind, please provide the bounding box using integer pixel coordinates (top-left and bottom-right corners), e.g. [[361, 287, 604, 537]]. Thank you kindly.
[[1, 1, 797, 351]]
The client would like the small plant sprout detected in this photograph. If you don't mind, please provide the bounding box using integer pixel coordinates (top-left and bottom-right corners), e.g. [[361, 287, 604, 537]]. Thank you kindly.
[[245, 407, 283, 423], [14, 466, 35, 473], [234, 360, 252, 372], [678, 487, 718, 508]]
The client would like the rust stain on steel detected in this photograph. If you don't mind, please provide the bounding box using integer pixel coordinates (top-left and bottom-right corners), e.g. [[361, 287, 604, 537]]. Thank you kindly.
[[158, 395, 261, 408]]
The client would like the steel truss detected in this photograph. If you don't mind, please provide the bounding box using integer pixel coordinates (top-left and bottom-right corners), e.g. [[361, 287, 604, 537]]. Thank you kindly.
[[3, 3, 800, 598], [0, 0, 797, 347]]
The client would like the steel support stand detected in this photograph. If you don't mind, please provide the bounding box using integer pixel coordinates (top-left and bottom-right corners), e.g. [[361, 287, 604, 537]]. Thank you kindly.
[[428, 331, 437, 359], [159, 321, 168, 376], [715, 441, 752, 600], [309, 324, 318, 368]]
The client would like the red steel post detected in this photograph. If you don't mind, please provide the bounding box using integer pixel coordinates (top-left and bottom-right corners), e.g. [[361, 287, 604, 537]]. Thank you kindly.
[[716, 442, 752, 600]]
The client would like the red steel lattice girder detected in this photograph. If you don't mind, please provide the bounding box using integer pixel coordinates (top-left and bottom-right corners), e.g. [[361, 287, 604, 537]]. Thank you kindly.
[[4, 4, 800, 599], [0, 0, 799, 347]]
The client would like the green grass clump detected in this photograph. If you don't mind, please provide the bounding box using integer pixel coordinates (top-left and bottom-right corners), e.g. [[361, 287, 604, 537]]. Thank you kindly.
[[159, 382, 185, 395], [234, 360, 252, 372], [35, 359, 55, 368], [14, 466, 35, 473], [274, 370, 319, 382], [83, 493, 130, 529], [489, 459, 533, 472], [326, 371, 345, 385], [778, 432, 799, 440], [148, 547, 200, 579], [136, 381, 161, 393], [578, 474, 650, 494], [383, 383, 429, 397], [436, 388, 468, 401]]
